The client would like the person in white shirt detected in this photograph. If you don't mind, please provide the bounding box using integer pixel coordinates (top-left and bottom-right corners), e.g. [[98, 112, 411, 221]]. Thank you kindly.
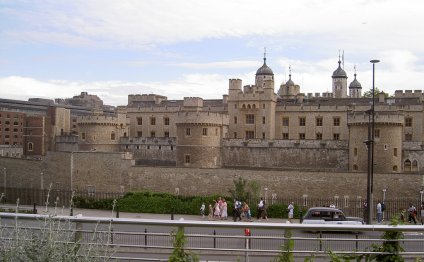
[[287, 202, 294, 223], [376, 201, 382, 224]]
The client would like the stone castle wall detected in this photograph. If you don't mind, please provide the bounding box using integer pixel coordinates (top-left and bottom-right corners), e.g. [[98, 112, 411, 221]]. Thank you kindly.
[[1, 152, 423, 200]]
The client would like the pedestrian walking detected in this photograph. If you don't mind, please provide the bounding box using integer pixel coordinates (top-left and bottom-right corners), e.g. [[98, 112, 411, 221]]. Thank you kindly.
[[408, 203, 417, 224], [376, 201, 382, 224], [200, 203, 205, 218], [421, 202, 424, 225], [287, 202, 294, 223]]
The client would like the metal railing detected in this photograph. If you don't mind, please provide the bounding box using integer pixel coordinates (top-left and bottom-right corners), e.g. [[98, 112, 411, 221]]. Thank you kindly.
[[1, 187, 422, 221], [1, 213, 424, 261]]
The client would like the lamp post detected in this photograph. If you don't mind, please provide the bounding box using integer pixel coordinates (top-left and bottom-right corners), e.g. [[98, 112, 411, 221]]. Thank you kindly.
[[420, 190, 423, 206], [264, 187, 268, 203], [382, 188, 387, 221], [366, 59, 380, 225], [3, 168, 6, 196]]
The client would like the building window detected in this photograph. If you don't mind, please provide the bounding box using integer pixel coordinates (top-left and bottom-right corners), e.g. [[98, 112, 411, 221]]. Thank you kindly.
[[394, 148, 398, 157], [13, 121, 18, 125], [299, 117, 306, 126], [5, 121, 10, 125], [164, 131, 169, 137], [282, 117, 289, 126], [262, 104, 265, 109], [234, 116, 237, 124], [164, 117, 170, 125], [111, 132, 115, 140], [137, 131, 142, 137], [137, 117, 142, 125], [150, 131, 155, 137], [316, 117, 323, 126], [262, 116, 266, 124], [384, 144, 388, 150], [246, 114, 255, 124], [262, 132, 265, 139], [245, 131, 255, 139], [316, 133, 322, 140], [27, 142, 34, 151], [234, 104, 237, 108], [333, 117, 340, 126], [353, 164, 358, 171], [81, 133, 86, 140], [202, 128, 208, 136], [171, 146, 174, 151], [282, 133, 288, 139], [186, 128, 191, 136], [333, 133, 340, 140], [234, 132, 237, 138], [412, 160, 418, 171], [147, 145, 150, 149], [354, 148, 358, 156], [374, 129, 380, 138], [393, 165, 398, 172], [299, 133, 305, 140], [185, 154, 190, 163], [405, 133, 412, 141], [150, 117, 156, 125], [404, 159, 411, 171], [136, 145, 140, 150], [405, 117, 412, 127]]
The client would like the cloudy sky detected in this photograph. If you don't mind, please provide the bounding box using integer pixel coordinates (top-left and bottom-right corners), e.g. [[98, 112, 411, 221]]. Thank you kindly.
[[1, 0, 423, 106]]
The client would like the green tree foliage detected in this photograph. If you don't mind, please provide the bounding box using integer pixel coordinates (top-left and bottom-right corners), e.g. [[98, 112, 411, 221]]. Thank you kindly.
[[273, 230, 294, 262], [168, 227, 199, 262], [363, 87, 388, 98]]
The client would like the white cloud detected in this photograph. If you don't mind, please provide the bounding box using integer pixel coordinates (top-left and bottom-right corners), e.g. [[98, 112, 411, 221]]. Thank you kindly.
[[3, 0, 424, 54]]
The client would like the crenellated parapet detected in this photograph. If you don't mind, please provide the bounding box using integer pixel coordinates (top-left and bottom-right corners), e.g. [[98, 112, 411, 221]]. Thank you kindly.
[[78, 115, 129, 126], [394, 90, 424, 101], [175, 111, 229, 126], [347, 111, 404, 126]]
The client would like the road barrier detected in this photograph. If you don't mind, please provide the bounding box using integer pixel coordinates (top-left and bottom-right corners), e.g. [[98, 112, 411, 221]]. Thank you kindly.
[[0, 212, 424, 261]]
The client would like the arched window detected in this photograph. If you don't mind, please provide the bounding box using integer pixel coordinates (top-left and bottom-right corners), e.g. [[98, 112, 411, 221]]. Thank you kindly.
[[111, 132, 115, 140], [242, 104, 246, 109], [412, 160, 418, 172], [252, 104, 256, 109], [247, 104, 251, 109], [393, 165, 398, 172], [404, 159, 411, 172], [28, 142, 34, 151]]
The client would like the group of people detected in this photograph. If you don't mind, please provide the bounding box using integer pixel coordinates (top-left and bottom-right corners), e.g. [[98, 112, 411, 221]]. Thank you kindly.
[[200, 197, 296, 222], [368, 200, 424, 225]]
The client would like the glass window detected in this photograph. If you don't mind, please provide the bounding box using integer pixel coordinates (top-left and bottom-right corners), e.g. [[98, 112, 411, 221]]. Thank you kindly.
[[299, 133, 305, 140], [282, 133, 289, 139], [405, 117, 412, 127], [316, 133, 322, 140], [333, 117, 340, 126], [186, 128, 191, 136], [164, 117, 170, 125], [150, 131, 155, 137], [137, 131, 142, 137], [164, 131, 169, 137], [262, 116, 265, 124], [246, 114, 255, 124], [185, 155, 190, 163], [111, 132, 115, 140], [202, 128, 208, 136], [282, 117, 289, 126], [137, 117, 142, 125], [299, 117, 306, 126], [150, 117, 156, 125], [245, 131, 255, 139], [333, 133, 340, 140], [316, 117, 323, 126], [234, 116, 237, 124]]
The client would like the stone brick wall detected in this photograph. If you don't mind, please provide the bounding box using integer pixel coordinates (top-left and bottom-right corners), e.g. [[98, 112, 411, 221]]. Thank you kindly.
[[1, 153, 423, 199]]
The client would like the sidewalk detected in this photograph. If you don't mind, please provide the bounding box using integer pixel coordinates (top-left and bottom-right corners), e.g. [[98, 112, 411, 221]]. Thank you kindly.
[[0, 203, 299, 223]]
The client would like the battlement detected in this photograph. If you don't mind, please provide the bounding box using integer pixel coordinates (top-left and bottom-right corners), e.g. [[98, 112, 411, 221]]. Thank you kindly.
[[175, 111, 229, 126], [78, 115, 129, 125], [306, 92, 334, 98], [183, 97, 203, 108], [128, 94, 168, 105], [347, 111, 404, 125], [394, 90, 423, 98], [229, 79, 242, 90]]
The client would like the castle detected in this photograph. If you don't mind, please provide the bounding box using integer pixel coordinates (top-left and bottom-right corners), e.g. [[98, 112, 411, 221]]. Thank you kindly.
[[1, 55, 424, 176]]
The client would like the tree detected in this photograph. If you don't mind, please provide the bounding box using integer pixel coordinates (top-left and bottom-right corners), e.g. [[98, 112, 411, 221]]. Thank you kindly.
[[363, 87, 388, 98]]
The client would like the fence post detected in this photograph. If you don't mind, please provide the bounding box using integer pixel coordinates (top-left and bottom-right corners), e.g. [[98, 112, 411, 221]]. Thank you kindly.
[[244, 228, 251, 262], [32, 203, 37, 214], [145, 228, 147, 246], [213, 230, 216, 248]]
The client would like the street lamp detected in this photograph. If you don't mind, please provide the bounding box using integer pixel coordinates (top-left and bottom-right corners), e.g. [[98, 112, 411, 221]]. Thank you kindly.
[[3, 168, 6, 196], [264, 187, 268, 203], [366, 59, 380, 225], [382, 188, 387, 221], [420, 190, 423, 205]]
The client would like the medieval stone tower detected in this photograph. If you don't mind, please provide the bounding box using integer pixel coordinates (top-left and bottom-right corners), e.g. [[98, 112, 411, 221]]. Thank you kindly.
[[332, 59, 348, 98]]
